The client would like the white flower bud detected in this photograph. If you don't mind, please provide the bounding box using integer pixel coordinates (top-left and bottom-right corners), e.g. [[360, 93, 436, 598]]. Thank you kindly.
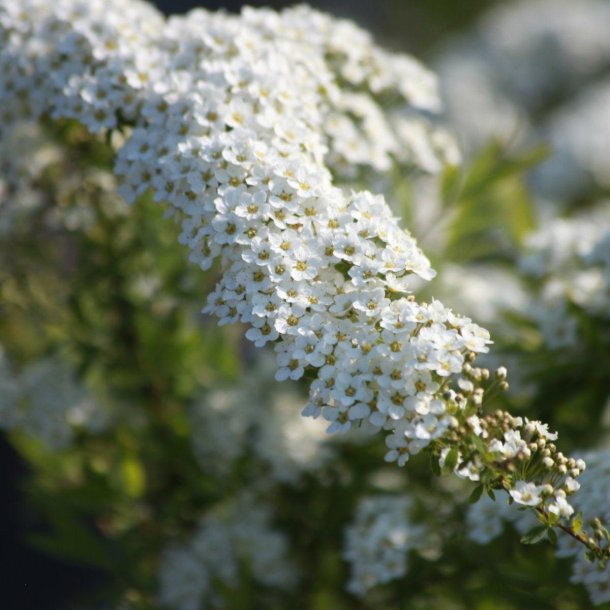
[[542, 457, 554, 469], [495, 366, 508, 380], [564, 477, 580, 493]]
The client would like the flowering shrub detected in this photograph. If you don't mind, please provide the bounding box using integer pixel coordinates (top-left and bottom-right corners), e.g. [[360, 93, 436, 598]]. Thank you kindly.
[[1, 0, 609, 608]]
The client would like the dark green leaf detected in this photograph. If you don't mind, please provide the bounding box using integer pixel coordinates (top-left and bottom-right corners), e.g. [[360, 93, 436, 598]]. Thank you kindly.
[[469, 484, 484, 504], [430, 452, 441, 477], [440, 164, 462, 209], [521, 526, 548, 545], [443, 448, 459, 473]]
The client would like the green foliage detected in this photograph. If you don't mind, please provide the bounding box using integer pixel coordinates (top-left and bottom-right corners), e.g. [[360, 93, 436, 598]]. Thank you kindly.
[[520, 525, 549, 546], [440, 142, 543, 263]]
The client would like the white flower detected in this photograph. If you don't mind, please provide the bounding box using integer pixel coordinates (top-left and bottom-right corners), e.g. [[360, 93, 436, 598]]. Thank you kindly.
[[548, 492, 574, 519], [509, 481, 544, 506], [489, 429, 527, 459], [524, 418, 559, 441]]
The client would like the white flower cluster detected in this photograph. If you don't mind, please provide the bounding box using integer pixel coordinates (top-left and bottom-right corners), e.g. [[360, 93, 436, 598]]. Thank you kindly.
[[0, 350, 109, 449], [0, 121, 62, 234], [556, 450, 610, 606], [519, 206, 610, 349], [449, 412, 584, 520], [188, 355, 331, 483], [0, 0, 166, 131], [435, 43, 526, 155], [467, 493, 537, 545], [478, 0, 610, 108], [159, 496, 296, 610], [469, 449, 610, 606], [437, 0, 610, 138], [0, 123, 124, 236], [0, 0, 491, 464], [436, 0, 610, 200], [431, 264, 528, 328], [536, 81, 610, 198], [343, 495, 428, 595], [244, 6, 460, 177]]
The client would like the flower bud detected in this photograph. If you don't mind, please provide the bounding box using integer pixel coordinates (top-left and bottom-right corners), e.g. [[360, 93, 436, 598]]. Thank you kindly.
[[495, 366, 508, 380]]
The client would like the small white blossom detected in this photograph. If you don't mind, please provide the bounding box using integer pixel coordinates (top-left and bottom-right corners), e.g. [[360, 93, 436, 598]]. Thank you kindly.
[[509, 481, 544, 506]]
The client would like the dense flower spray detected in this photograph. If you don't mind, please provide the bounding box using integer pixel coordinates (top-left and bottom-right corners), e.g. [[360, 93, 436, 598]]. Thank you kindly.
[[1, 0, 609, 596], [0, 0, 484, 463], [519, 205, 610, 349]]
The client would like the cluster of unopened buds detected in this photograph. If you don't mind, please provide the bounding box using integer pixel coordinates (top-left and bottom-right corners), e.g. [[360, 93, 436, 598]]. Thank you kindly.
[[434, 367, 610, 564], [482, 411, 583, 514], [430, 363, 590, 528], [0, 0, 491, 467]]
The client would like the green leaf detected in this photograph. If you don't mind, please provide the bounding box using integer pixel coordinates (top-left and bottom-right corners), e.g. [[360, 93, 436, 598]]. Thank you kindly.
[[120, 456, 146, 498], [442, 141, 542, 263], [27, 510, 116, 570], [572, 512, 584, 534], [430, 452, 441, 477], [440, 164, 462, 209], [486, 488, 496, 501], [443, 448, 459, 473], [469, 484, 484, 504], [520, 526, 548, 545], [547, 528, 558, 545]]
